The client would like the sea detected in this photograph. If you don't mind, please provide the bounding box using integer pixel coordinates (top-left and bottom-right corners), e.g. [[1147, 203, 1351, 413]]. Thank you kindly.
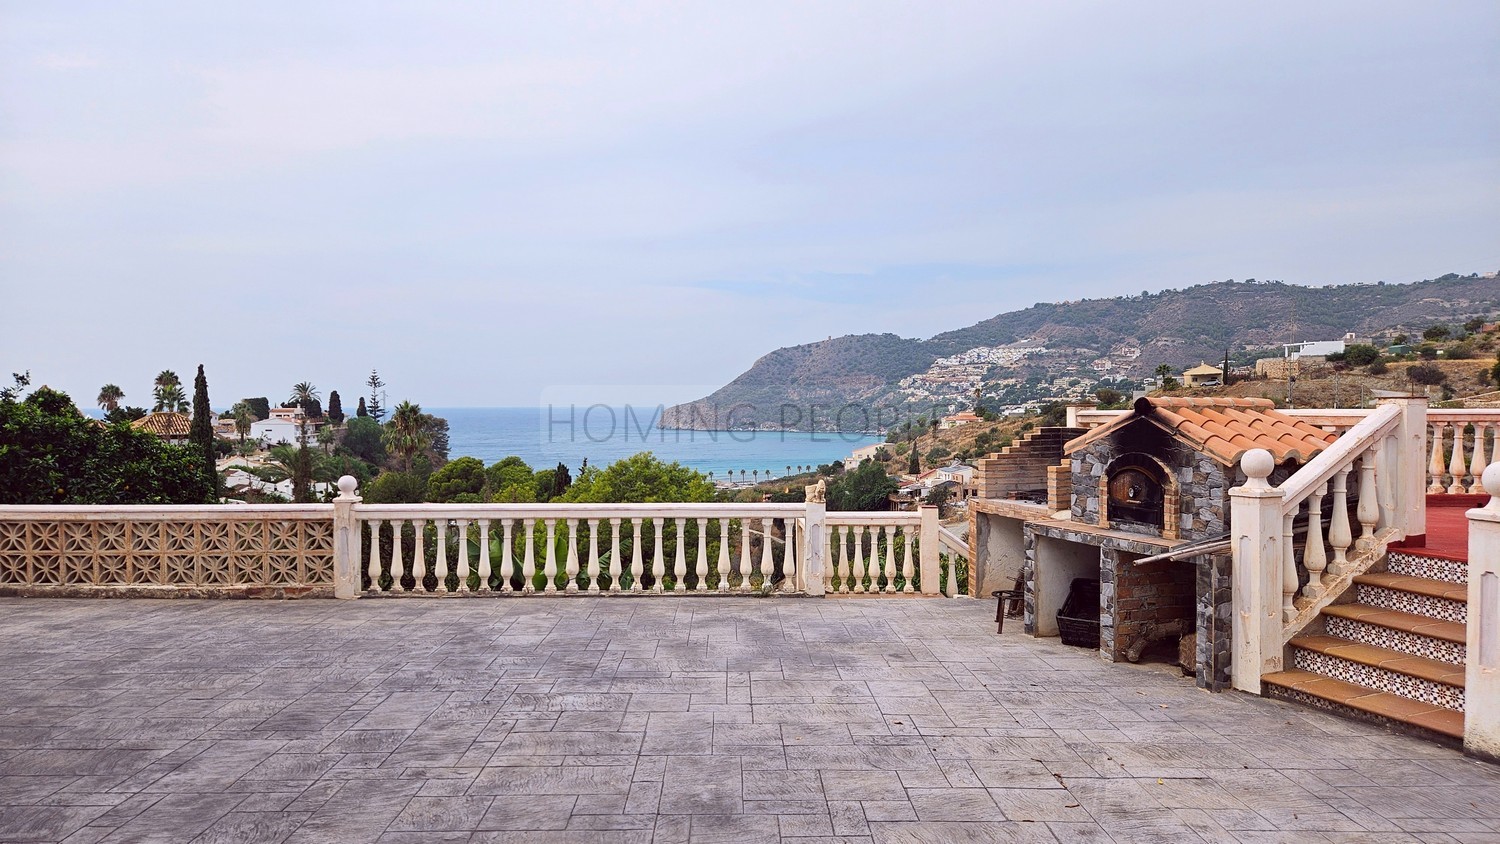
[[435, 407, 882, 479]]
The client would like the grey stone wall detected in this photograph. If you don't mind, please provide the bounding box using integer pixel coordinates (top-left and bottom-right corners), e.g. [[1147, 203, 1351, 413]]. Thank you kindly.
[[1069, 419, 1236, 542], [1195, 552, 1233, 691]]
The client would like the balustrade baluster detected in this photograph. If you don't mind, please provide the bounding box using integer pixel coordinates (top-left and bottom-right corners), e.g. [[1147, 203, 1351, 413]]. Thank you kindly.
[[390, 520, 405, 592], [652, 518, 665, 592], [1302, 484, 1328, 598], [501, 519, 515, 593], [412, 519, 427, 593], [836, 526, 850, 593], [456, 519, 471, 592], [673, 517, 687, 592], [695, 518, 709, 591], [852, 526, 867, 593], [587, 519, 601, 593], [759, 518, 774, 591], [739, 519, 752, 592], [1429, 423, 1447, 493], [477, 519, 491, 592], [367, 519, 382, 592], [1449, 422, 1469, 494], [717, 519, 730, 592], [1328, 466, 1352, 576], [1356, 449, 1380, 550], [565, 518, 580, 593], [608, 518, 622, 593], [781, 518, 796, 592], [901, 527, 914, 593], [543, 519, 558, 593], [522, 518, 536, 594], [1281, 511, 1297, 622], [876, 527, 888, 593], [435, 519, 450, 593], [630, 518, 644, 592], [1468, 423, 1490, 494]]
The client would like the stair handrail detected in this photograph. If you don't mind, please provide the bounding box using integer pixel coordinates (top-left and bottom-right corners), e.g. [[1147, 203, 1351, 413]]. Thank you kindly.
[[1277, 403, 1401, 515]]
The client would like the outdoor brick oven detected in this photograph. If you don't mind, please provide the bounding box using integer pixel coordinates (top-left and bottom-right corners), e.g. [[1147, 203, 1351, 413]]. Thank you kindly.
[[1022, 397, 1336, 690]]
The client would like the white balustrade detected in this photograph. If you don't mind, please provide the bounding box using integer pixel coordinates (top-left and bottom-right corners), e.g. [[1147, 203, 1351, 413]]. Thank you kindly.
[[1425, 412, 1500, 494], [345, 502, 829, 597]]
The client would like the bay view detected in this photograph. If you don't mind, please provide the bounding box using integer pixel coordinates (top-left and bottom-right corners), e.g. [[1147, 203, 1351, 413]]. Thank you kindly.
[[437, 406, 883, 479]]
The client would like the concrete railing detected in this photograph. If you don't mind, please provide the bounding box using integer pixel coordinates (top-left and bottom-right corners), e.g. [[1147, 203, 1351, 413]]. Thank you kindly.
[[1228, 397, 1429, 694], [0, 504, 335, 596], [822, 510, 947, 595]]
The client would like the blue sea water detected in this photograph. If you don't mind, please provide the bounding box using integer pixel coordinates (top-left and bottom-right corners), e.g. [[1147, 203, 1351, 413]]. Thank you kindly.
[[435, 407, 882, 479]]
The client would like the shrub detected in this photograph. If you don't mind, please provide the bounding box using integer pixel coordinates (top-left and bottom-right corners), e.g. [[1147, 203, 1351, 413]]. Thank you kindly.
[[825, 460, 898, 511], [1367, 359, 1389, 375], [1342, 344, 1381, 366], [1407, 363, 1447, 386], [1423, 325, 1452, 342]]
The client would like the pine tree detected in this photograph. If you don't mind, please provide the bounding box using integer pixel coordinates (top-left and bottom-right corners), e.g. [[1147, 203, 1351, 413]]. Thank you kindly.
[[357, 396, 368, 417], [327, 390, 344, 425], [908, 447, 920, 475], [366, 369, 386, 423], [189, 364, 217, 501]]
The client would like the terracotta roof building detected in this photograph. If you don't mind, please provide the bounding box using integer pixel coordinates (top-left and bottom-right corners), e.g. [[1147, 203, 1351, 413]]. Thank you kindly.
[[1066, 396, 1337, 467], [130, 411, 192, 445]]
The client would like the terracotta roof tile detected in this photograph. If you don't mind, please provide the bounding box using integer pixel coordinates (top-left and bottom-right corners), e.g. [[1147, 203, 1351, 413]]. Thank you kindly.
[[1064, 396, 1337, 467], [130, 411, 192, 438]]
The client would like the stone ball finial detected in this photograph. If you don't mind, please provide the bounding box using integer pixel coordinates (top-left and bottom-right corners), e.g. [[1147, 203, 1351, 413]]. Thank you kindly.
[[1241, 448, 1275, 489], [337, 475, 359, 499], [1484, 462, 1500, 501]]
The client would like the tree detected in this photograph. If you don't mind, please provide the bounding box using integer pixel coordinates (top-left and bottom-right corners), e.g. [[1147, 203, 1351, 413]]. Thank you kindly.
[[1392, 334, 1408, 346], [0, 381, 212, 504], [231, 401, 254, 445], [327, 390, 344, 426], [153, 383, 188, 413], [1154, 363, 1172, 380], [363, 471, 426, 504], [427, 456, 487, 503], [96, 384, 124, 413], [189, 365, 217, 500], [366, 370, 386, 423], [356, 396, 368, 418], [908, 446, 920, 475], [1423, 325, 1451, 342], [383, 401, 430, 471], [1492, 352, 1500, 386], [557, 452, 715, 503], [826, 460, 898, 511], [1464, 317, 1485, 334], [1407, 363, 1447, 387], [1343, 344, 1381, 366], [287, 382, 320, 502], [926, 484, 955, 518], [1094, 387, 1125, 408], [243, 397, 270, 421], [342, 417, 386, 464], [549, 461, 572, 498], [316, 424, 336, 454]]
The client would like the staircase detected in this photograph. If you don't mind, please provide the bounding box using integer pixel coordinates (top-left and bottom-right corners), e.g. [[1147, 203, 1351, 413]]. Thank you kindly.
[[1262, 548, 1467, 745], [974, 426, 1085, 501]]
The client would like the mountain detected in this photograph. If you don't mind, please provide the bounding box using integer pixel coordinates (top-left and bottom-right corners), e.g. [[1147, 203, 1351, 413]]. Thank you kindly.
[[660, 274, 1500, 431]]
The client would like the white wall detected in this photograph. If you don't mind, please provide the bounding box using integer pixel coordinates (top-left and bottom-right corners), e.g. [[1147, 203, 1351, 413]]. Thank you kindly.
[[1033, 536, 1100, 638]]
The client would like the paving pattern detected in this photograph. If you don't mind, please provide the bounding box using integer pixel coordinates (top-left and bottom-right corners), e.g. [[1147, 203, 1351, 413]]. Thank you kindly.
[[1, 596, 1497, 843]]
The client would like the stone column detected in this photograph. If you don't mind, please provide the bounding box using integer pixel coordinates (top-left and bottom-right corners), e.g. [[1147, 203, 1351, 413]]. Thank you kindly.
[[919, 505, 942, 595], [1466, 463, 1500, 763], [332, 475, 362, 599], [803, 501, 826, 597], [1229, 449, 1285, 694]]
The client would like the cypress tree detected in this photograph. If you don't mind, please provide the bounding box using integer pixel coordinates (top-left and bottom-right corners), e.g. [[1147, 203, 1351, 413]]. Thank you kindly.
[[189, 364, 218, 501], [907, 447, 920, 476], [357, 396, 368, 417], [327, 390, 344, 425]]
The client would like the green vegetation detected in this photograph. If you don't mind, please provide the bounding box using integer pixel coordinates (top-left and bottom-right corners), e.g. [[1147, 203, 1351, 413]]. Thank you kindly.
[[190, 365, 217, 499], [826, 459, 898, 511], [0, 376, 212, 505]]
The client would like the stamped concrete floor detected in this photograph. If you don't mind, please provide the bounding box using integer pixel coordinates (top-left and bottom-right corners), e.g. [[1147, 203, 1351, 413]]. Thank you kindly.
[[1, 597, 1497, 844]]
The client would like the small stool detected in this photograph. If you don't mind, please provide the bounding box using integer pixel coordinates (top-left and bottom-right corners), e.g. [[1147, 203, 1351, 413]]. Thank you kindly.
[[991, 588, 1024, 634]]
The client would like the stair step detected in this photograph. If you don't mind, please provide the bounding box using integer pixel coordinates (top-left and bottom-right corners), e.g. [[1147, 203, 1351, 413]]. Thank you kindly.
[[1289, 635, 1465, 687], [1321, 604, 1465, 665], [1262, 669, 1464, 741], [1352, 573, 1466, 624], [1386, 550, 1468, 585]]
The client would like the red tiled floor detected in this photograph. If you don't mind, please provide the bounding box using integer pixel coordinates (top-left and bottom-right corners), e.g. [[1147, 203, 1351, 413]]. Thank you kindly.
[[1391, 496, 1471, 562]]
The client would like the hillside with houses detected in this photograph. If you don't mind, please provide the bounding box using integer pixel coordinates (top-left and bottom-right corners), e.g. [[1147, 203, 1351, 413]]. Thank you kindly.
[[660, 273, 1500, 431]]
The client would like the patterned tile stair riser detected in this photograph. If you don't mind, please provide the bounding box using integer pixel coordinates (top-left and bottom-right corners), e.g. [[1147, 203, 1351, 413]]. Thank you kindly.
[[1353, 583, 1466, 624], [1386, 551, 1467, 584], [1322, 615, 1465, 665], [1289, 647, 1464, 712]]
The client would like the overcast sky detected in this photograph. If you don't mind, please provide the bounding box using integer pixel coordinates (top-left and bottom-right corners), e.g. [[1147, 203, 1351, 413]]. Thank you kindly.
[[2, 2, 1496, 410]]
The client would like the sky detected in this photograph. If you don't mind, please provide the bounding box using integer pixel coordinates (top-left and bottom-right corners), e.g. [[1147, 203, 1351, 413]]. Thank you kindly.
[[2, 2, 1497, 410]]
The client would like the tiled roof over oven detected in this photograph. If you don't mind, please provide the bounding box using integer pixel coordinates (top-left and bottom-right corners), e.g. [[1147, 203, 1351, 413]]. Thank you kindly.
[[130, 411, 192, 438], [1064, 396, 1337, 467]]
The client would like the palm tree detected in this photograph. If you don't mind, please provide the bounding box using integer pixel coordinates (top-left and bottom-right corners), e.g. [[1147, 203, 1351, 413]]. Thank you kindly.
[[316, 424, 336, 455], [752, 469, 759, 484], [154, 370, 179, 391], [96, 384, 124, 413], [740, 470, 746, 483], [384, 400, 430, 471], [786, 465, 791, 478], [154, 383, 188, 413], [230, 401, 254, 446]]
